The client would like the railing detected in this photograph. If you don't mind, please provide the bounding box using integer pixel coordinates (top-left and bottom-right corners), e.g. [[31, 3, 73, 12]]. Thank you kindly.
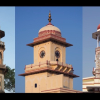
[[25, 61, 72, 69], [25, 61, 73, 74]]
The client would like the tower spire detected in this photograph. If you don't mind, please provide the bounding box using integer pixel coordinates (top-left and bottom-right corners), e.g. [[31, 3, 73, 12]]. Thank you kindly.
[[48, 11, 52, 22]]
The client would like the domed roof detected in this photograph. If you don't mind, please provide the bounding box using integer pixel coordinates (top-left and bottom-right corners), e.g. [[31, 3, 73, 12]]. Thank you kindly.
[[97, 24, 100, 30], [27, 11, 73, 48], [39, 22, 61, 33], [38, 12, 61, 37]]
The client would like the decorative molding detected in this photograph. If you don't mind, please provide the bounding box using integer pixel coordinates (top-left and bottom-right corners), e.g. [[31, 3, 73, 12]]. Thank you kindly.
[[19, 67, 79, 78], [41, 87, 82, 93], [27, 37, 73, 47], [34, 34, 66, 42], [38, 30, 61, 37], [83, 83, 94, 85], [83, 77, 94, 80], [26, 61, 69, 68], [94, 78, 100, 79], [94, 83, 100, 84]]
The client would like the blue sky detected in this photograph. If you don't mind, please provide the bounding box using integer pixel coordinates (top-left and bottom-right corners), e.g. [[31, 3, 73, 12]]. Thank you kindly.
[[0, 7, 15, 93], [83, 7, 100, 78], [15, 7, 82, 92], [0, 6, 99, 93]]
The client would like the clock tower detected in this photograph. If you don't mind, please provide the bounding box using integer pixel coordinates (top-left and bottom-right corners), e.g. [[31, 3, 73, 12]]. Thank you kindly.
[[92, 24, 100, 82], [19, 12, 81, 93], [0, 28, 7, 93], [83, 24, 100, 93]]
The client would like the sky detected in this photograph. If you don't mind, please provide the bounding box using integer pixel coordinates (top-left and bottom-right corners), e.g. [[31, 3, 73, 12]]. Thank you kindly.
[[0, 7, 15, 93], [83, 7, 100, 78], [0, 6, 99, 93], [15, 7, 82, 92]]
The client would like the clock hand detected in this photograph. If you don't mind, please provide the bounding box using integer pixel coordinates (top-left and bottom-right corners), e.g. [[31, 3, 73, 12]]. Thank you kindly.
[[42, 53, 44, 57]]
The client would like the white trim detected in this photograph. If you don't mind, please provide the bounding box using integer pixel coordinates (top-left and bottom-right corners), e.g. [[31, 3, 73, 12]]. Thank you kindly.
[[83, 76, 94, 79], [97, 29, 100, 31]]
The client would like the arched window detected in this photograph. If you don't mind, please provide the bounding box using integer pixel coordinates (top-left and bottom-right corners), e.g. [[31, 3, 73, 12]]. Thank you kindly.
[[35, 83, 37, 88]]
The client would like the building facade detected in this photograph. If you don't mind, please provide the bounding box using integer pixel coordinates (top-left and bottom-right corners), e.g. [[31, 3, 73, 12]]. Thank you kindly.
[[0, 29, 7, 93], [19, 12, 81, 93], [83, 24, 100, 93]]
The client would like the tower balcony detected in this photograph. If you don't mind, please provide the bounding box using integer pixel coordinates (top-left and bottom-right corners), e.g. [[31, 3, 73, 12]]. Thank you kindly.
[[19, 60, 78, 78], [24, 61, 73, 73]]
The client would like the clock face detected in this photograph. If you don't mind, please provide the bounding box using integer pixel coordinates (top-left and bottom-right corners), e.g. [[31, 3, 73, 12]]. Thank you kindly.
[[55, 50, 60, 58], [40, 50, 45, 58]]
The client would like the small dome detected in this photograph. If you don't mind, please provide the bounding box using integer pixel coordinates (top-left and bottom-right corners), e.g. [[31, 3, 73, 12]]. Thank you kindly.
[[97, 24, 100, 30], [39, 22, 61, 33], [38, 12, 61, 37], [0, 30, 5, 38]]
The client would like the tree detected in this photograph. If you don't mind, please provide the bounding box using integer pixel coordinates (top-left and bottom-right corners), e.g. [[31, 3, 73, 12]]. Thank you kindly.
[[4, 66, 15, 92]]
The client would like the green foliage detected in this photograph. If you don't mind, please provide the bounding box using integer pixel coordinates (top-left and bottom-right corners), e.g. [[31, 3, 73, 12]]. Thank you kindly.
[[4, 66, 15, 92]]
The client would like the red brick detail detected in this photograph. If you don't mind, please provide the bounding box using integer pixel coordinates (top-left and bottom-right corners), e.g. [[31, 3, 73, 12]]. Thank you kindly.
[[38, 30, 61, 37], [27, 37, 73, 47], [46, 22, 54, 26], [95, 68, 100, 70], [95, 47, 100, 52], [95, 50, 100, 52], [97, 24, 100, 29], [94, 78, 100, 79], [83, 83, 94, 85], [94, 83, 100, 84], [34, 34, 66, 42]]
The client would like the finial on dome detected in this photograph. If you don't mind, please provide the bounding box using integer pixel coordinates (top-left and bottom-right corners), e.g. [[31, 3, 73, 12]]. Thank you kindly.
[[48, 11, 52, 22]]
